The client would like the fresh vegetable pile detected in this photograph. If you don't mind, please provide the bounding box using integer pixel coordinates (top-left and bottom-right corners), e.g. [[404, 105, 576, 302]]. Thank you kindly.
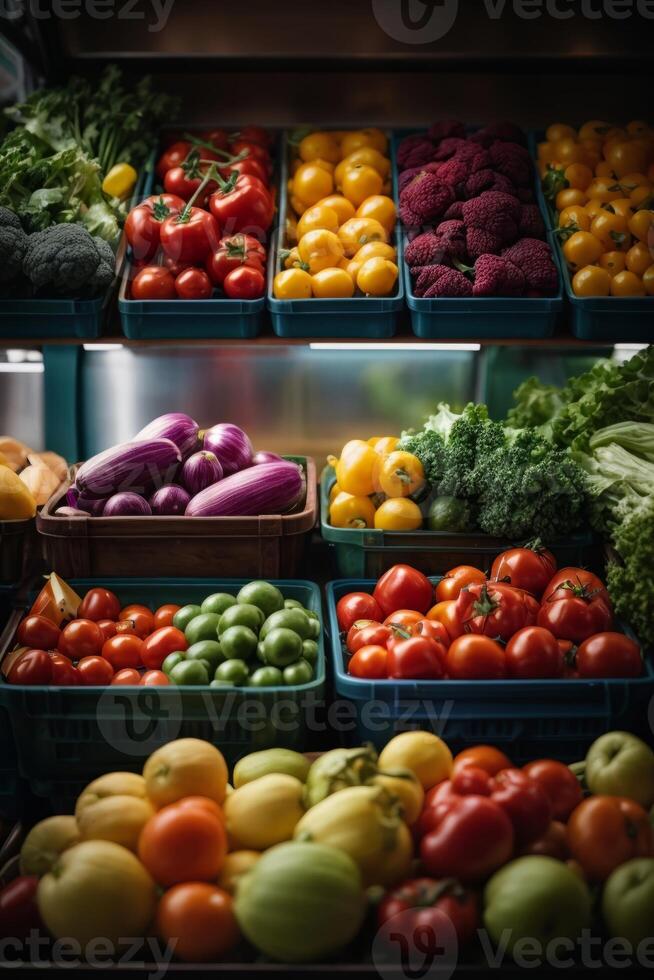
[[539, 119, 654, 297], [396, 121, 558, 297], [273, 128, 399, 300], [339, 553, 643, 681], [3, 729, 654, 965], [0, 436, 67, 519], [55, 413, 304, 519], [3, 575, 320, 689], [126, 127, 274, 302]]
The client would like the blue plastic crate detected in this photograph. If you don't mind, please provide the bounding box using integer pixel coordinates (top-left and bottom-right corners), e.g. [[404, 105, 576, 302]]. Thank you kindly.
[[0, 578, 326, 789], [395, 128, 563, 339], [267, 128, 404, 338], [326, 578, 652, 762], [529, 130, 653, 342]]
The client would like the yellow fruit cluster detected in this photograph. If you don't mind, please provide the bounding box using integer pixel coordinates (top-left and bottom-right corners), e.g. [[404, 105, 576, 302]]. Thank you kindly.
[[538, 120, 654, 297], [273, 129, 399, 300]]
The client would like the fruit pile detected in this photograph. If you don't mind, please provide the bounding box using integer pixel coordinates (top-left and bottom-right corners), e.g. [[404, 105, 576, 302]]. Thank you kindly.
[[3, 729, 653, 965], [273, 128, 399, 300], [3, 575, 320, 689], [396, 121, 558, 297], [125, 127, 275, 302], [339, 553, 643, 681], [539, 120, 654, 297], [0, 437, 67, 518]]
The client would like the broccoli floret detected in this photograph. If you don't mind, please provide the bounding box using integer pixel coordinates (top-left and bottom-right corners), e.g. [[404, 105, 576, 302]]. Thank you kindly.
[[439, 404, 505, 498], [23, 224, 115, 296], [398, 428, 447, 487], [0, 206, 29, 283]]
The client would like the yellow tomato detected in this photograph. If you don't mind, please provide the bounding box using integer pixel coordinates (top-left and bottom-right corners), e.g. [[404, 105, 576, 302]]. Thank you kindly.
[[554, 138, 585, 165], [290, 194, 308, 216], [599, 251, 627, 277], [355, 241, 396, 262], [610, 270, 646, 297], [338, 217, 388, 257], [606, 141, 649, 180], [311, 267, 355, 298], [298, 229, 344, 273], [595, 161, 616, 179], [572, 265, 611, 297], [559, 205, 590, 232], [564, 163, 593, 191], [373, 497, 423, 531], [335, 439, 379, 496], [374, 451, 425, 498], [563, 231, 603, 270], [357, 257, 398, 296], [285, 214, 298, 244], [585, 200, 606, 220], [296, 205, 339, 239], [355, 195, 396, 232], [546, 123, 577, 142], [341, 128, 388, 157], [556, 188, 587, 210], [343, 258, 361, 283], [340, 165, 383, 207], [329, 491, 376, 529], [626, 242, 653, 277], [298, 131, 341, 164], [293, 163, 334, 207], [609, 198, 636, 220], [619, 173, 651, 191], [273, 268, 312, 299], [643, 264, 654, 295], [586, 179, 623, 204], [370, 436, 399, 455], [626, 120, 652, 138], [628, 209, 654, 243], [316, 194, 356, 225], [537, 141, 555, 161], [590, 211, 630, 251], [579, 120, 612, 141], [334, 148, 390, 185], [630, 186, 653, 208], [290, 158, 302, 176], [282, 246, 303, 270]]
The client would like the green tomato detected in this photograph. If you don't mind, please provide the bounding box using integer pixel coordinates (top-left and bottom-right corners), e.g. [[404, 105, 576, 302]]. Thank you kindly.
[[283, 659, 314, 686], [185, 612, 222, 646], [201, 592, 237, 616], [162, 651, 185, 675], [301, 639, 318, 666], [256, 641, 267, 664], [260, 608, 312, 641], [262, 627, 303, 668], [284, 598, 303, 610], [173, 604, 202, 631], [170, 660, 209, 686], [308, 618, 321, 639], [237, 581, 285, 619], [210, 679, 235, 689], [186, 640, 224, 673], [220, 625, 258, 662], [427, 495, 471, 532], [218, 603, 265, 636], [248, 666, 284, 687], [214, 659, 249, 686], [304, 609, 319, 622]]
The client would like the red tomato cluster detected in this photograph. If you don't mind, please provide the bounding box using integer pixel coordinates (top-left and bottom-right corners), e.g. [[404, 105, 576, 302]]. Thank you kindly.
[[6, 587, 183, 687], [125, 127, 275, 302], [342, 547, 642, 681]]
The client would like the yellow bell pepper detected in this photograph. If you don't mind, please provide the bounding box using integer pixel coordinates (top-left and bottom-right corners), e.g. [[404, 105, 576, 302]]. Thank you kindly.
[[369, 436, 399, 455], [102, 162, 138, 200], [374, 498, 423, 531], [329, 491, 376, 529], [0, 464, 37, 519], [375, 451, 425, 498], [328, 481, 342, 503], [335, 440, 378, 497]]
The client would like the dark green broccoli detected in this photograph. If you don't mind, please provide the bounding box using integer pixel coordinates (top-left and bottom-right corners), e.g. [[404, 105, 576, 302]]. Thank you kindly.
[[397, 428, 447, 486], [606, 500, 654, 649], [22, 224, 115, 296], [0, 206, 28, 283], [440, 404, 505, 498]]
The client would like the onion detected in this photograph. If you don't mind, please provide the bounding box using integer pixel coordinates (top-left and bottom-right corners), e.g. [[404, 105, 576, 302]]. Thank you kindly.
[[66, 486, 79, 509], [185, 461, 304, 517], [203, 423, 253, 476], [253, 451, 283, 465], [76, 492, 107, 517], [134, 413, 200, 458], [103, 492, 152, 517], [181, 451, 223, 495], [19, 463, 60, 506], [149, 484, 191, 516]]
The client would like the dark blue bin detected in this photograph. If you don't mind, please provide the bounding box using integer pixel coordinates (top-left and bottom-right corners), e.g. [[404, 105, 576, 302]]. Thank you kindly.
[[326, 578, 653, 762], [268, 128, 403, 338]]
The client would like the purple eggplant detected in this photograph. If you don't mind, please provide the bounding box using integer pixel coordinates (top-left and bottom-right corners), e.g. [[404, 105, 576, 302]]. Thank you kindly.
[[149, 484, 191, 516], [181, 451, 223, 495], [203, 423, 253, 476], [185, 461, 304, 517], [135, 413, 199, 458], [253, 451, 283, 465], [103, 492, 152, 517], [75, 438, 181, 496]]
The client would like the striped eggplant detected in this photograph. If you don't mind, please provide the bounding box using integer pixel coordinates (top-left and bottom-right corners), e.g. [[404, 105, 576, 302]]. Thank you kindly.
[[203, 423, 253, 476], [135, 413, 199, 458], [75, 438, 181, 496], [185, 461, 304, 517]]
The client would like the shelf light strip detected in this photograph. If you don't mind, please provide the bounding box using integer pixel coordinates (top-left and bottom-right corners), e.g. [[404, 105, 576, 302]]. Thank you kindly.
[[82, 344, 125, 352], [0, 363, 44, 373], [309, 343, 481, 352]]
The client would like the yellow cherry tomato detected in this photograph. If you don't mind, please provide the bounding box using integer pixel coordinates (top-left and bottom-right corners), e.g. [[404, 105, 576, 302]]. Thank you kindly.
[[590, 211, 630, 252], [340, 129, 388, 157], [335, 439, 379, 497], [608, 198, 636, 220], [626, 242, 653, 277], [547, 123, 577, 143], [338, 217, 388, 257], [537, 141, 555, 161], [273, 268, 312, 299], [345, 258, 363, 283], [610, 270, 646, 297], [329, 481, 342, 503], [282, 246, 305, 270], [595, 161, 616, 179], [599, 251, 626, 277], [296, 205, 339, 239], [311, 267, 355, 298], [356, 195, 396, 232], [564, 163, 593, 191], [642, 264, 654, 295], [374, 451, 425, 498], [370, 436, 399, 455], [619, 173, 651, 191], [298, 131, 341, 164], [340, 165, 383, 207], [355, 241, 397, 263], [293, 163, 334, 207], [558, 205, 590, 232], [357, 257, 398, 296], [285, 214, 298, 244], [556, 188, 587, 210], [297, 229, 344, 273], [586, 178, 624, 204], [626, 120, 652, 138], [315, 195, 356, 225], [630, 186, 653, 208], [291, 194, 308, 216], [374, 498, 423, 532], [628, 210, 654, 243], [329, 491, 376, 529], [578, 120, 612, 141], [572, 265, 611, 297], [585, 200, 606, 220], [334, 148, 391, 186], [606, 141, 649, 180], [563, 231, 603, 271], [554, 138, 585, 166]]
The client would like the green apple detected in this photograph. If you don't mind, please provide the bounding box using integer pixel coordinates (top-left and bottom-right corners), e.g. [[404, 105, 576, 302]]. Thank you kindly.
[[602, 858, 654, 946], [484, 856, 592, 955], [586, 731, 654, 809]]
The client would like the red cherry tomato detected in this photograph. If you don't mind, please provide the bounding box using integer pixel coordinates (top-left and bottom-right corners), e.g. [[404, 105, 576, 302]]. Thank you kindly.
[[426, 600, 464, 641], [198, 128, 229, 150], [447, 635, 506, 680], [7, 649, 53, 685], [543, 567, 612, 610], [96, 619, 117, 641], [456, 582, 537, 642], [383, 609, 424, 630], [387, 636, 447, 680], [156, 141, 192, 179], [230, 139, 271, 170], [131, 266, 176, 301], [223, 265, 265, 299], [336, 592, 383, 633], [205, 233, 266, 286], [141, 626, 188, 671], [115, 620, 138, 637], [348, 644, 388, 679], [102, 634, 144, 671], [59, 619, 105, 660], [119, 605, 155, 639], [505, 626, 563, 679], [163, 165, 217, 205], [490, 545, 557, 600], [140, 669, 171, 686], [175, 267, 213, 300], [374, 565, 434, 617], [125, 194, 186, 262], [209, 174, 274, 236], [78, 587, 121, 622], [162, 255, 191, 278], [435, 565, 486, 602], [412, 618, 450, 647], [219, 156, 269, 184], [575, 631, 642, 678], [453, 746, 513, 777], [111, 668, 142, 686], [537, 595, 612, 643], [16, 615, 60, 650], [522, 759, 584, 822], [49, 652, 81, 685], [77, 656, 114, 685], [153, 604, 182, 630], [346, 621, 390, 654], [234, 126, 271, 148], [160, 208, 220, 266]]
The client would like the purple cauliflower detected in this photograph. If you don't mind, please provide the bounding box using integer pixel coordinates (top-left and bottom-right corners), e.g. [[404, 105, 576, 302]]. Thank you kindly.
[[469, 122, 527, 147], [397, 134, 436, 171], [463, 169, 517, 199], [444, 200, 465, 220], [432, 137, 470, 162], [517, 187, 535, 203], [405, 231, 448, 268], [472, 253, 526, 297], [519, 204, 545, 240], [399, 172, 455, 228], [422, 267, 473, 298], [461, 191, 522, 246], [488, 141, 533, 187], [435, 158, 471, 195], [433, 219, 468, 262], [428, 120, 466, 143], [413, 264, 453, 296], [501, 239, 558, 294], [466, 227, 504, 260], [398, 161, 442, 192]]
